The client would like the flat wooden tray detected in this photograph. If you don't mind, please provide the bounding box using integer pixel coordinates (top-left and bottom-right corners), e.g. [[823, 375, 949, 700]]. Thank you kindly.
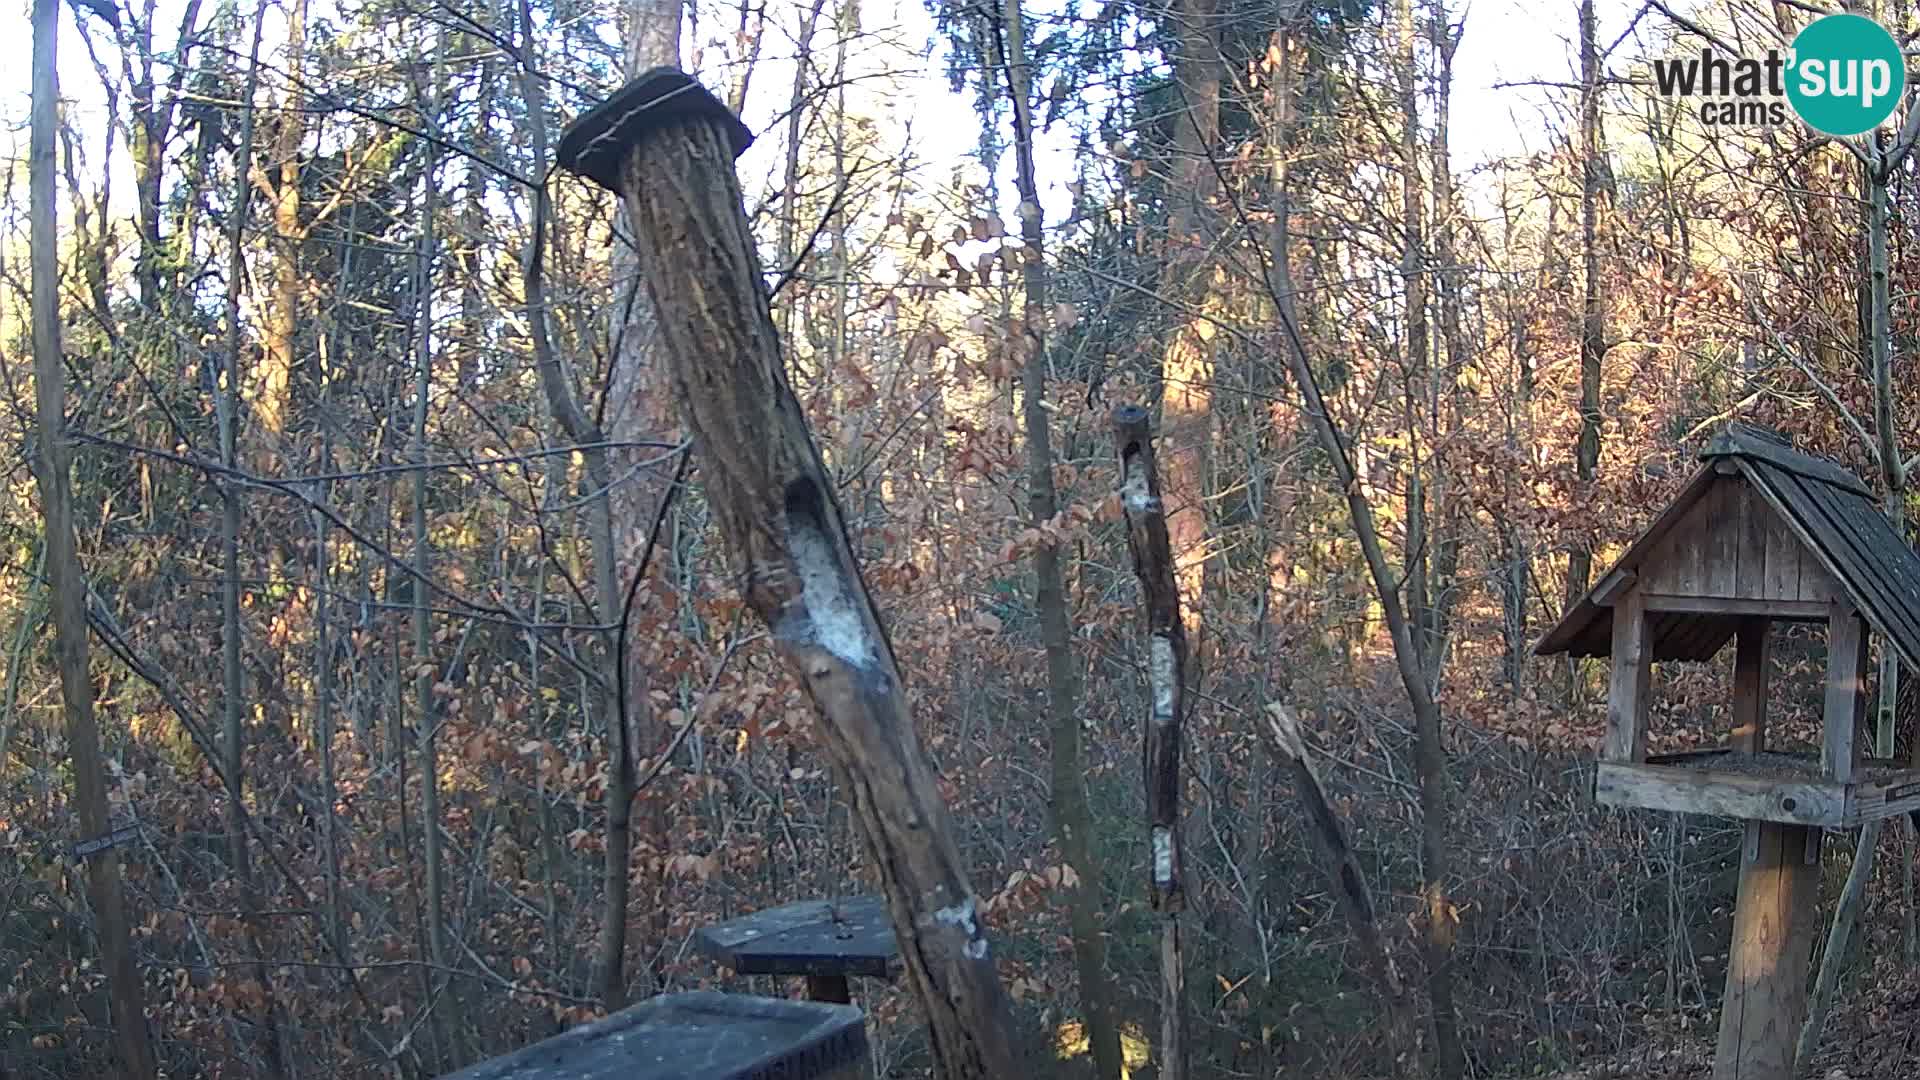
[[1596, 749, 1920, 826]]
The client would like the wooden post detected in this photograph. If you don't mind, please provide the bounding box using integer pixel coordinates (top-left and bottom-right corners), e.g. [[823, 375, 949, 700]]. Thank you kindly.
[[1731, 617, 1768, 754], [1824, 602, 1864, 783], [555, 70, 1027, 1078], [1713, 822, 1820, 1080], [1112, 406, 1189, 1080], [1604, 588, 1651, 762]]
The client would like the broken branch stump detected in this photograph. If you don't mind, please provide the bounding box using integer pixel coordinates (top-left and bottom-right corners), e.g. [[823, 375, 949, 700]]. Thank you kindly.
[[555, 68, 1025, 1079]]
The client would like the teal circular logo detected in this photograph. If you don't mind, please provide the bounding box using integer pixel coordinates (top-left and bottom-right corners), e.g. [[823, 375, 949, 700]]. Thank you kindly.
[[1787, 14, 1905, 136]]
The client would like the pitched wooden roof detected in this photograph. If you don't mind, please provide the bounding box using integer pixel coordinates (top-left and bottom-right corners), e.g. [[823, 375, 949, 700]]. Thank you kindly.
[[1535, 425, 1920, 668]]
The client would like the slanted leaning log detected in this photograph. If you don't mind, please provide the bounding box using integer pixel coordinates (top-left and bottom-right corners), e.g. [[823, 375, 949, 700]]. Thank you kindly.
[[554, 69, 1026, 1079]]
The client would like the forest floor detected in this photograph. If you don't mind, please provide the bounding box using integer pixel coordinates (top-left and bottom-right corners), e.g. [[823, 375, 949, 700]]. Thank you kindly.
[[1547, 958, 1920, 1079]]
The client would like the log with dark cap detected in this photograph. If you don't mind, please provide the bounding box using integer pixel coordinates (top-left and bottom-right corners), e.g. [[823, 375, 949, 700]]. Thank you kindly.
[[555, 69, 1029, 1078]]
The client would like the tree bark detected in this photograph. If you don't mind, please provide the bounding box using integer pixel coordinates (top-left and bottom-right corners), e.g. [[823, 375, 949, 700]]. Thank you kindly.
[[1112, 407, 1190, 1080], [517, 0, 647, 1007], [1566, 0, 1606, 665], [1161, 0, 1221, 662], [1396, 0, 1432, 681], [602, 0, 683, 992], [411, 44, 465, 1060], [1800, 145, 1912, 1061], [996, 1, 1123, 1075], [31, 0, 157, 1072], [216, 8, 290, 1073], [259, 0, 307, 445], [562, 75, 1031, 1078]]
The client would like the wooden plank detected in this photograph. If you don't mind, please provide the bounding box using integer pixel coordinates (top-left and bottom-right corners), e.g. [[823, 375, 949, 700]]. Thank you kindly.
[[1604, 589, 1652, 763], [694, 896, 899, 980], [1704, 479, 1739, 597], [1591, 568, 1637, 606], [1670, 497, 1709, 596], [1824, 601, 1864, 784], [1851, 771, 1920, 823], [1794, 552, 1839, 603], [1594, 762, 1846, 826], [1640, 596, 1828, 619], [1761, 490, 1802, 602], [1736, 479, 1771, 599], [1712, 822, 1821, 1080], [438, 991, 872, 1080], [1732, 618, 1769, 754]]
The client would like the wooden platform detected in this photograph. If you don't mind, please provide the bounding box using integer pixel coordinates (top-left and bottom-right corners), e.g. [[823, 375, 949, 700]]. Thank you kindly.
[[1596, 750, 1920, 827], [694, 896, 899, 981], [437, 992, 869, 1080]]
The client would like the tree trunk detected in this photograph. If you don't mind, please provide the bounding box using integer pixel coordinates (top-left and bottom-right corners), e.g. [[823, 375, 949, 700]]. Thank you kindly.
[[1800, 149, 1909, 1064], [259, 0, 307, 446], [1396, 0, 1432, 681], [559, 75, 1032, 1076], [602, 0, 683, 993], [1424, 2, 1466, 683], [1162, 0, 1221, 663], [1112, 407, 1190, 1080], [1566, 0, 1605, 657], [216, 9, 290, 1073], [31, 0, 158, 1072], [411, 49, 465, 1060], [517, 0, 646, 1007], [1000, 2, 1123, 1076], [1255, 173, 1464, 1080]]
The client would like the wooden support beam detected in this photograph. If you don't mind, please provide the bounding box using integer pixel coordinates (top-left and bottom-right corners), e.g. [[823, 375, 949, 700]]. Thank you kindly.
[[1641, 596, 1828, 619], [1605, 588, 1651, 763], [1824, 602, 1865, 784], [554, 70, 1027, 1078], [1712, 822, 1820, 1080], [1732, 618, 1769, 754]]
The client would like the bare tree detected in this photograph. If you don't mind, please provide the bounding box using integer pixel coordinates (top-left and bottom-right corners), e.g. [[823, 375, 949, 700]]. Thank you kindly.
[[30, 0, 157, 1073], [996, 0, 1123, 1074]]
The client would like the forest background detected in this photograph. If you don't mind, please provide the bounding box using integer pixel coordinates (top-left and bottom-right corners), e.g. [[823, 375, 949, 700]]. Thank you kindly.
[[5, 0, 1920, 1076]]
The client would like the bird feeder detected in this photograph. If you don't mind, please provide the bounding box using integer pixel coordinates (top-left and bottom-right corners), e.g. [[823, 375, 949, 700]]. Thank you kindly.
[[1536, 424, 1920, 1080], [436, 991, 870, 1080], [694, 895, 901, 1004]]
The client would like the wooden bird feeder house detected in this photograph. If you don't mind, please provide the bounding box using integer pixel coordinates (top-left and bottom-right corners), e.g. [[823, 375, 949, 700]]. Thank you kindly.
[[1536, 423, 1920, 1080]]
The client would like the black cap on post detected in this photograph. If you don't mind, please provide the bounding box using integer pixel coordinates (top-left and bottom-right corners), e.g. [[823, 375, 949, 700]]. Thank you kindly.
[[555, 67, 754, 194]]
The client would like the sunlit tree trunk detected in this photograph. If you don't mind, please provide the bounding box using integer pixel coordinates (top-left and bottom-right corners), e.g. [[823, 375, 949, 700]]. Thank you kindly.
[[259, 0, 308, 447], [999, 6, 1124, 1077], [1397, 0, 1432, 681], [30, 1, 157, 1073], [1565, 0, 1605, 702], [1162, 0, 1221, 664], [602, 0, 683, 994]]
